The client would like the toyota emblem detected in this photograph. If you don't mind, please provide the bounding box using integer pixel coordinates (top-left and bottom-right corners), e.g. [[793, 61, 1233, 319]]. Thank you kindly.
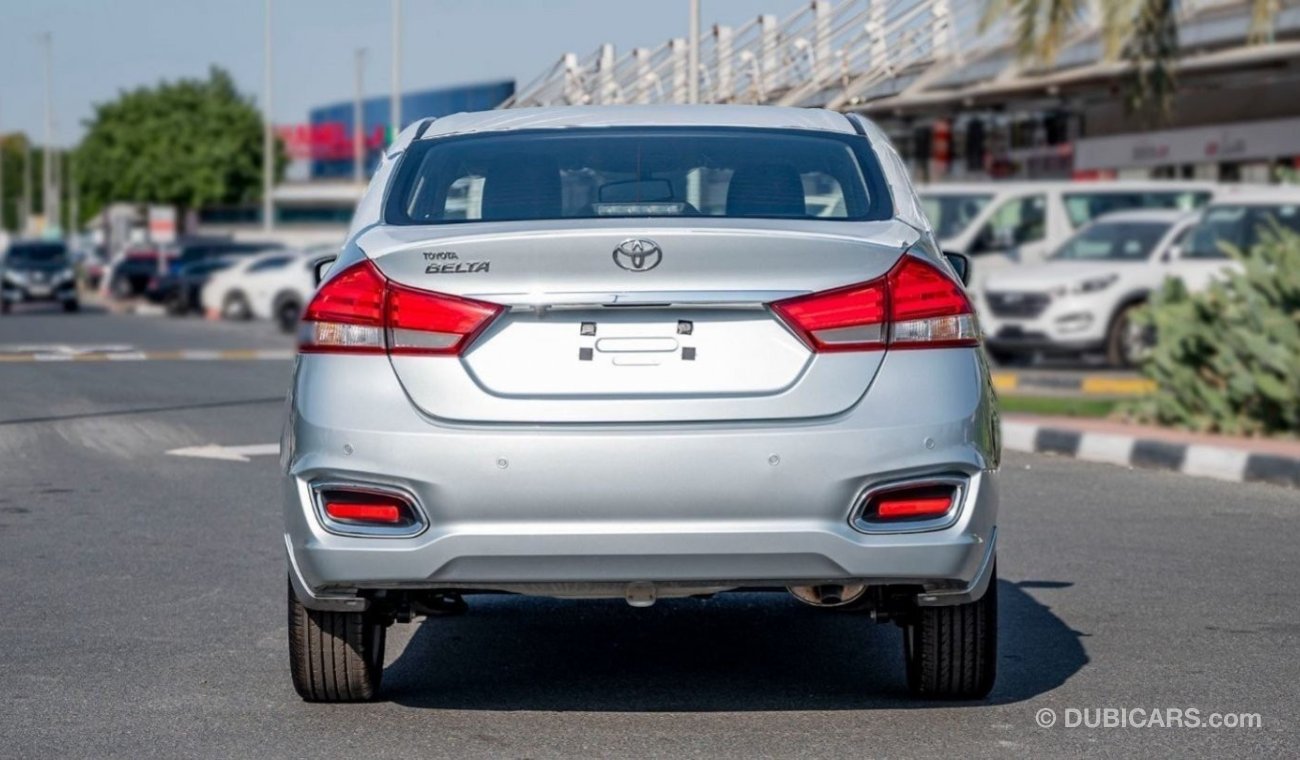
[[612, 239, 662, 272]]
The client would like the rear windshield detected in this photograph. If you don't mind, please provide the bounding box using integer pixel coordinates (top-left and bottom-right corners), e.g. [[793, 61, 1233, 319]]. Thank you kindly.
[[6, 242, 68, 264], [385, 127, 893, 225], [1063, 190, 1211, 228], [1185, 203, 1300, 259]]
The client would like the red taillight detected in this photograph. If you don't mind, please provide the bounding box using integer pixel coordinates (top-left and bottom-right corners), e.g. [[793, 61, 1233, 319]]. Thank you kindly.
[[874, 494, 953, 519], [886, 255, 979, 349], [859, 482, 959, 525], [387, 281, 503, 356], [324, 500, 403, 524], [316, 487, 423, 533], [299, 259, 501, 356], [770, 279, 888, 351], [771, 254, 978, 352]]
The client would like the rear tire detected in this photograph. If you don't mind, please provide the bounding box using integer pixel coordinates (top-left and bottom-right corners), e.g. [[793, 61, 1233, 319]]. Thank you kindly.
[[63, 299, 80, 313], [287, 579, 386, 702], [903, 562, 997, 700]]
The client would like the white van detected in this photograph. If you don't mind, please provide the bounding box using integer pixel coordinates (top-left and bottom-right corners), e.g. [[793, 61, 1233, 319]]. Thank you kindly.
[[918, 181, 1218, 263]]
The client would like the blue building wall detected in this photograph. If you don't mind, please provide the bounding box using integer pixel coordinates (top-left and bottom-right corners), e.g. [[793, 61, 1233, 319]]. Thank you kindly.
[[309, 79, 515, 179]]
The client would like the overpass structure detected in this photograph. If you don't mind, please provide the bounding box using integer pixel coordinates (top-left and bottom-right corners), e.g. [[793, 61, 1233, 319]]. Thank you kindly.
[[503, 0, 1296, 113]]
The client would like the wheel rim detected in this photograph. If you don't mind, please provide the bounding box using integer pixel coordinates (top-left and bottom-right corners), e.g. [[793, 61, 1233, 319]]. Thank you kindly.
[[1119, 314, 1152, 365]]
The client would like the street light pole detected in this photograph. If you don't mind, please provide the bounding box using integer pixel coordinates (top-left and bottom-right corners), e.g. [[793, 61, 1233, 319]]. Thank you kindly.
[[391, 0, 402, 141], [41, 32, 54, 233], [0, 99, 6, 235], [688, 0, 701, 104], [262, 0, 274, 232], [354, 48, 367, 185], [23, 140, 32, 235]]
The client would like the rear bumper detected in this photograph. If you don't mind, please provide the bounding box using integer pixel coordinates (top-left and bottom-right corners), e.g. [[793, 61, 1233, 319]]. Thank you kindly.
[[282, 349, 1000, 608]]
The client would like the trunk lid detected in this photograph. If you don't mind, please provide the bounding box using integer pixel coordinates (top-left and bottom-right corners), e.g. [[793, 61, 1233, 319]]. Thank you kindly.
[[358, 218, 918, 423]]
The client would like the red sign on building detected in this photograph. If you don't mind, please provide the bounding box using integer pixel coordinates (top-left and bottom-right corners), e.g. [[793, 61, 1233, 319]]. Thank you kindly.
[[277, 124, 390, 161]]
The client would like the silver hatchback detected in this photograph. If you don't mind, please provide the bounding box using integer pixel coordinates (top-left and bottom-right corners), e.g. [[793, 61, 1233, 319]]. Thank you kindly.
[[283, 105, 1000, 702]]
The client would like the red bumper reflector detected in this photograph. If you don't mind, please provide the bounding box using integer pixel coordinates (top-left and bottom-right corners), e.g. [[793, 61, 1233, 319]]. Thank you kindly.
[[874, 494, 953, 519], [324, 501, 403, 524]]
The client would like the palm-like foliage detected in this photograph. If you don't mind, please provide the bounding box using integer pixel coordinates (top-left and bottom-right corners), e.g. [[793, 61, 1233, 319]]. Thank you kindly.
[[983, 0, 1279, 114]]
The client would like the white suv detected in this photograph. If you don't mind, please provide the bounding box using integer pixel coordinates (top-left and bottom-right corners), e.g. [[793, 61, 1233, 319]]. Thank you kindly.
[[981, 190, 1300, 366], [980, 210, 1199, 366]]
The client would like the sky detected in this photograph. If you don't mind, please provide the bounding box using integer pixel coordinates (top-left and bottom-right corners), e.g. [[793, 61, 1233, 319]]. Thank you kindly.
[[0, 0, 786, 146]]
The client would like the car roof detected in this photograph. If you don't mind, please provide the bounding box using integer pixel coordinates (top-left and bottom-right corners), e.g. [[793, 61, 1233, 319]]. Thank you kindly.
[[415, 105, 858, 140], [919, 180, 1219, 195], [1207, 186, 1300, 206], [1086, 209, 1197, 224]]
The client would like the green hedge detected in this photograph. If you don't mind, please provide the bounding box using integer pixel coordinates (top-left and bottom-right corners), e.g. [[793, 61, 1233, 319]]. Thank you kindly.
[[1128, 225, 1300, 436]]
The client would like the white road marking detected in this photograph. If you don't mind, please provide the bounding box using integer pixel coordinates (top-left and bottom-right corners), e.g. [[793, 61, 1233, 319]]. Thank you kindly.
[[167, 443, 280, 462], [0, 343, 136, 355]]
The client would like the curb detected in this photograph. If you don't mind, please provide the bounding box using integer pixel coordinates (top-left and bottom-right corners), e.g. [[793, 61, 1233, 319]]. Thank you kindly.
[[992, 372, 1155, 396], [1002, 420, 1300, 489]]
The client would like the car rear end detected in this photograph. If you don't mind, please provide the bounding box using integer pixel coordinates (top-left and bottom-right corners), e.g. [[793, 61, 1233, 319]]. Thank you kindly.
[[281, 108, 1000, 701]]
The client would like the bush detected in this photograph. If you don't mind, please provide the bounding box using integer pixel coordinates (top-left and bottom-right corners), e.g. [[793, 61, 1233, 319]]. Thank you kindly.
[[1128, 224, 1300, 436]]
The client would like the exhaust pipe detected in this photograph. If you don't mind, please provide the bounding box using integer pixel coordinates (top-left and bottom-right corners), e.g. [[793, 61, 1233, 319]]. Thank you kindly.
[[788, 583, 867, 607]]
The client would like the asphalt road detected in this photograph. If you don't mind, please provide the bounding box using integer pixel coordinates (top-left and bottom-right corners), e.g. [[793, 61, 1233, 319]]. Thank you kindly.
[[1, 308, 1296, 758]]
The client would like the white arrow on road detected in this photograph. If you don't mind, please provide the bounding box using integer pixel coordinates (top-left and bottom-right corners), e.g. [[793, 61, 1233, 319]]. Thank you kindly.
[[167, 443, 280, 462]]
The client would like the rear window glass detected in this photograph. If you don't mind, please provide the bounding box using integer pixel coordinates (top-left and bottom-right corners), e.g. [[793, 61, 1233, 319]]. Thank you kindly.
[[1185, 204, 1300, 259], [1062, 190, 1210, 228], [386, 127, 892, 224]]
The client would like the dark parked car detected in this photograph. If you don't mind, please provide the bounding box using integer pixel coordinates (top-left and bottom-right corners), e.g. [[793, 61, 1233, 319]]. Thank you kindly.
[[1, 240, 79, 313], [110, 238, 284, 301], [165, 237, 284, 275], [108, 247, 173, 299], [147, 257, 239, 315]]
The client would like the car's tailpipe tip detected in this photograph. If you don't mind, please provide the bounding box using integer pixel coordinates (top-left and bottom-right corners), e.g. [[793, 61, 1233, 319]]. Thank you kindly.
[[789, 583, 867, 607], [625, 581, 657, 608]]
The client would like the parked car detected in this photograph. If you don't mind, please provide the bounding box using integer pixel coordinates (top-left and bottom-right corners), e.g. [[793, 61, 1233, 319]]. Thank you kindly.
[[164, 236, 284, 274], [241, 254, 335, 332], [981, 188, 1300, 366], [919, 181, 1217, 266], [980, 210, 1200, 365], [148, 257, 240, 315], [199, 249, 308, 321], [283, 106, 1000, 702], [1, 240, 79, 313], [106, 246, 174, 299]]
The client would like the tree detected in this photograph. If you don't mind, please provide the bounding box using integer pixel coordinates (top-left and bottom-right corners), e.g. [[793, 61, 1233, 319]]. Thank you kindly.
[[1, 134, 48, 235], [76, 66, 284, 230], [984, 0, 1277, 115], [1128, 224, 1300, 436]]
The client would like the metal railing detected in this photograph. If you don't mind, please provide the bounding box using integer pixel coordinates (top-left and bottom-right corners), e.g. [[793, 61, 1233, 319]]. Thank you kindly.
[[500, 0, 1276, 111]]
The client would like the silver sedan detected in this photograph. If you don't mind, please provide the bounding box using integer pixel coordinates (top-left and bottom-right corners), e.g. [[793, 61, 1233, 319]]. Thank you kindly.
[[282, 105, 1000, 702]]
